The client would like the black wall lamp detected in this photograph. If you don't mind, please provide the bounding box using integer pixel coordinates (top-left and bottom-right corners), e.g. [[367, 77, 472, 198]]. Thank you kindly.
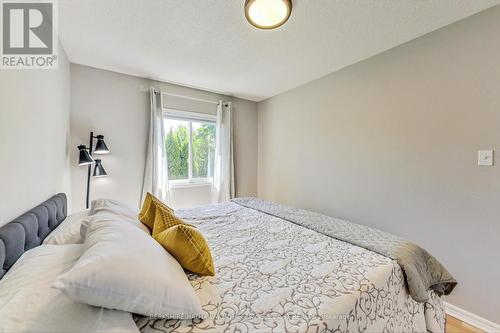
[[77, 132, 110, 209]]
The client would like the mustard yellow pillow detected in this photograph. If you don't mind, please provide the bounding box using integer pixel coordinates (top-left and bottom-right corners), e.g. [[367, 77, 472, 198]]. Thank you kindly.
[[154, 224, 215, 276], [139, 193, 173, 231], [151, 203, 184, 237]]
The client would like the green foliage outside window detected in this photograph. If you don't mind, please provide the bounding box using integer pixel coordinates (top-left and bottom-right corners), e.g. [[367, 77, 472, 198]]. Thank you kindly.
[[165, 121, 215, 180], [192, 124, 216, 178], [165, 124, 189, 180]]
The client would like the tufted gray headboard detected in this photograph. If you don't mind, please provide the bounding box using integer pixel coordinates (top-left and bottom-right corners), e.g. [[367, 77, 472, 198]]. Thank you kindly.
[[0, 193, 67, 278]]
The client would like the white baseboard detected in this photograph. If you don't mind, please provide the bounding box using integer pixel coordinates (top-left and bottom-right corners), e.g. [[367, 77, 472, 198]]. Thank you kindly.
[[444, 302, 500, 333]]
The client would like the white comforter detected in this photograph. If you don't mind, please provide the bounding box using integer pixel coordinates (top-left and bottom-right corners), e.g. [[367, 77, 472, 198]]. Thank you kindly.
[[135, 202, 446, 333], [0, 244, 139, 333]]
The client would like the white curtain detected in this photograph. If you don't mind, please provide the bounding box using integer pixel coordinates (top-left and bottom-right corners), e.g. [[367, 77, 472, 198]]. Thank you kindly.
[[141, 88, 170, 205], [212, 102, 234, 203]]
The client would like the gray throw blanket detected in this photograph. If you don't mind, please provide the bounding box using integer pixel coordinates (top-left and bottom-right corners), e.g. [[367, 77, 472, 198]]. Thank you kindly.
[[232, 197, 457, 302]]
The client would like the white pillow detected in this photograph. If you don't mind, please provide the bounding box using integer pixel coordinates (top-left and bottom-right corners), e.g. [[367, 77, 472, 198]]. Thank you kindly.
[[90, 198, 138, 218], [85, 198, 150, 236], [53, 214, 203, 318], [43, 210, 89, 245], [0, 244, 138, 333]]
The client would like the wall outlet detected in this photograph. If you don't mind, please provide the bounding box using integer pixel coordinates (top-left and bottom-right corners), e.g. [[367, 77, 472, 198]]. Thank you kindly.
[[478, 150, 494, 166]]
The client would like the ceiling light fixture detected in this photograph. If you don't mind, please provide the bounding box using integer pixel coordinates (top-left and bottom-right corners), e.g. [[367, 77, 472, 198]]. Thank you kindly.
[[245, 0, 292, 30]]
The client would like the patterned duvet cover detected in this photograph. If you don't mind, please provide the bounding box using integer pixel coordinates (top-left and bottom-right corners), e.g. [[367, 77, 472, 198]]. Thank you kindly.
[[135, 202, 446, 333]]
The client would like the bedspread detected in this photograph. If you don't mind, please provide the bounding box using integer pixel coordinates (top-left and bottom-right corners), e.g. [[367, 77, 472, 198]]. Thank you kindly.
[[232, 197, 456, 303], [135, 201, 446, 333]]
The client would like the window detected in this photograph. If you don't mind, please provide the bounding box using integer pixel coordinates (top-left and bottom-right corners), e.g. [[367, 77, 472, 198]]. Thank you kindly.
[[164, 110, 216, 187]]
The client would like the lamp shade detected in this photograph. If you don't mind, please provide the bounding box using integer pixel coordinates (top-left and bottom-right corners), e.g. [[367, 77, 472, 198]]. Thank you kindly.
[[78, 145, 95, 165], [93, 159, 108, 177], [94, 135, 109, 154]]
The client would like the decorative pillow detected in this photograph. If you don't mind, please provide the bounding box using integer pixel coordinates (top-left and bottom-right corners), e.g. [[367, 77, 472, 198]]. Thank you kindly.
[[152, 202, 184, 237], [53, 215, 203, 318], [42, 210, 89, 245], [154, 224, 215, 276], [139, 192, 174, 231]]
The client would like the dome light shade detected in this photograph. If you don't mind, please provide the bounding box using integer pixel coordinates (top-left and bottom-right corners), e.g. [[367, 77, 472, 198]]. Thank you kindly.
[[78, 145, 95, 165], [245, 0, 292, 30], [94, 135, 109, 154], [93, 159, 108, 177]]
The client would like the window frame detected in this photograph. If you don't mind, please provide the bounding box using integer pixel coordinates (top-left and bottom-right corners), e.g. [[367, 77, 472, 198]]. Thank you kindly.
[[163, 108, 217, 189]]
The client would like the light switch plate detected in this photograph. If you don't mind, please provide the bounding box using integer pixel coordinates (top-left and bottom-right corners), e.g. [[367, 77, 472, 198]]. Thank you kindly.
[[478, 150, 494, 166]]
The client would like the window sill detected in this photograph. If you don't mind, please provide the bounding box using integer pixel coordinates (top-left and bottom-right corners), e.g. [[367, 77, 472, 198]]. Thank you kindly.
[[169, 179, 212, 189]]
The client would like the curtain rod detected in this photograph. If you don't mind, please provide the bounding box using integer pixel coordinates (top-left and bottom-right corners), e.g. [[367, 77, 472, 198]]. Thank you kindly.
[[163, 91, 220, 105], [141, 88, 220, 105]]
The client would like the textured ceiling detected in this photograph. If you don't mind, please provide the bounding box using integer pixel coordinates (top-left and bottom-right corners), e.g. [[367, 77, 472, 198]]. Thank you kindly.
[[59, 0, 500, 101]]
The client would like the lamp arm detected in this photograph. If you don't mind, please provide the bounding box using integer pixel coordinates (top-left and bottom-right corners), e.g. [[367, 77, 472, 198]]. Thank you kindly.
[[85, 131, 94, 209], [89, 131, 94, 155]]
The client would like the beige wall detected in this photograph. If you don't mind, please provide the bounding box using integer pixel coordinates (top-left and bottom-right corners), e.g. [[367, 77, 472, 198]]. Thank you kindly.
[[0, 45, 72, 226], [70, 64, 257, 211], [257, 7, 500, 323], [169, 185, 212, 210]]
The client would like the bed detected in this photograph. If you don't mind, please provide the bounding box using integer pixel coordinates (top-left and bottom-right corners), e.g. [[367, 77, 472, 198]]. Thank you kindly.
[[0, 193, 68, 279], [135, 198, 453, 333], [0, 194, 138, 333], [0, 194, 455, 333]]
